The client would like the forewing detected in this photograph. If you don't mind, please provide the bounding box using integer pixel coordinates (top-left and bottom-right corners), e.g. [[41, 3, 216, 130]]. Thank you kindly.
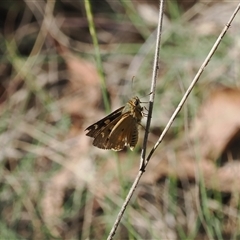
[[91, 114, 125, 149], [108, 115, 138, 151], [85, 107, 124, 138]]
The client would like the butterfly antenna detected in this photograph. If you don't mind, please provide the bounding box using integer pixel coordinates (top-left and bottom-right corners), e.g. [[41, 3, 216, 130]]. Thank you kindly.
[[139, 92, 153, 103], [131, 76, 135, 95]]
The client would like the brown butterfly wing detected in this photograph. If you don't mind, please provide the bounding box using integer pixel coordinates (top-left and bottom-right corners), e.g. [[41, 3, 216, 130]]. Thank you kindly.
[[85, 107, 124, 138], [90, 112, 130, 150], [91, 112, 127, 150], [86, 96, 142, 150], [107, 114, 139, 151]]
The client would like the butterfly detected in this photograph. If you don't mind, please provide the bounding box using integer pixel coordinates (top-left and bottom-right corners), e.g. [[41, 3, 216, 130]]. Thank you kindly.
[[85, 96, 143, 151]]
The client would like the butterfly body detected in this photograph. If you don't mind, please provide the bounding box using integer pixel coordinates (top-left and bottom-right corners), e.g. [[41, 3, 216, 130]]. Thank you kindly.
[[85, 96, 143, 151]]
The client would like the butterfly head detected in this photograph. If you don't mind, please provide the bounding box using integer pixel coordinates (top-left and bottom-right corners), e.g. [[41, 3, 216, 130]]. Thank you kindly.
[[124, 96, 143, 122]]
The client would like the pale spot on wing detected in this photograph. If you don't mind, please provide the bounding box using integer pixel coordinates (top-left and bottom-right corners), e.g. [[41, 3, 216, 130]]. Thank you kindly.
[[104, 119, 111, 124]]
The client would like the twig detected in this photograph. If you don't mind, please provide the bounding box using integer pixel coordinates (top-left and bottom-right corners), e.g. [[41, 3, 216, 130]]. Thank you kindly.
[[107, 2, 240, 240], [107, 0, 165, 239], [144, 2, 240, 165], [140, 0, 165, 171]]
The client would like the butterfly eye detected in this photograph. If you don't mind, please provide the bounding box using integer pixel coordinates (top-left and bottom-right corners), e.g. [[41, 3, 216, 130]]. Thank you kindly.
[[134, 97, 139, 105]]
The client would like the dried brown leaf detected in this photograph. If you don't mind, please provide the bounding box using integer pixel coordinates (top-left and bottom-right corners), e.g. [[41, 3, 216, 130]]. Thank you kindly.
[[190, 87, 240, 161], [56, 44, 102, 125], [143, 87, 240, 193]]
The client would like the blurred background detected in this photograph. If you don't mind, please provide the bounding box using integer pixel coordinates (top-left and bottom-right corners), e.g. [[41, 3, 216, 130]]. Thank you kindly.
[[1, 0, 240, 239]]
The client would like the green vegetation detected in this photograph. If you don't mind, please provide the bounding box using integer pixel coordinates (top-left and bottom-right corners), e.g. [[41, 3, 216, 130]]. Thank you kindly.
[[0, 1, 239, 239]]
